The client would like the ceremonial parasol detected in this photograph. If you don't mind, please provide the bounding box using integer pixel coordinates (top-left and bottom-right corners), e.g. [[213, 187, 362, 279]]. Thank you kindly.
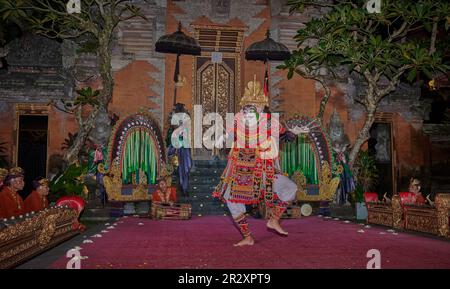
[[155, 22, 201, 106], [245, 30, 291, 98]]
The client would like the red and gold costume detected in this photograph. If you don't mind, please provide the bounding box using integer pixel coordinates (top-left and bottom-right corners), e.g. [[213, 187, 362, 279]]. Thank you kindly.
[[25, 177, 50, 213], [213, 79, 296, 239], [152, 186, 177, 203], [0, 186, 25, 218], [0, 167, 25, 219], [25, 190, 49, 213], [409, 178, 426, 205]]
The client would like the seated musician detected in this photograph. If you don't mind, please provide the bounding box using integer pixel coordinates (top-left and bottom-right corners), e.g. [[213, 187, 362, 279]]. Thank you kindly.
[[0, 167, 26, 219], [152, 178, 177, 205], [24, 177, 50, 213], [408, 178, 426, 205]]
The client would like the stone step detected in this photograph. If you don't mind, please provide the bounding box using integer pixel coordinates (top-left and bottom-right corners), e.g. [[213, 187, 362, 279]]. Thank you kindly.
[[191, 161, 227, 169], [190, 171, 225, 177], [189, 178, 221, 185], [193, 160, 227, 165], [191, 165, 226, 171], [171, 159, 229, 215], [189, 184, 218, 191], [173, 170, 224, 177]]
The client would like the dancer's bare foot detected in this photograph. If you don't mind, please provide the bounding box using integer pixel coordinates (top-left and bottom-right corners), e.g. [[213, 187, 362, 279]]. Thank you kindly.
[[267, 218, 288, 236], [233, 235, 255, 247]]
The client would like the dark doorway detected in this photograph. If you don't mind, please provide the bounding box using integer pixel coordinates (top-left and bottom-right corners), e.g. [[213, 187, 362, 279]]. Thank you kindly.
[[368, 122, 394, 196], [17, 115, 48, 198]]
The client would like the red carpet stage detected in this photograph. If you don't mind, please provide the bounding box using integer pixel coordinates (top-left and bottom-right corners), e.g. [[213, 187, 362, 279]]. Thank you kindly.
[[51, 216, 450, 269]]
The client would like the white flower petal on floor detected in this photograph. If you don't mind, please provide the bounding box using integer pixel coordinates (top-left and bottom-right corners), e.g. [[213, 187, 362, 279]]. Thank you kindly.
[[138, 222, 144, 226], [80, 256, 89, 260], [105, 223, 110, 226], [364, 225, 371, 228], [82, 239, 93, 243], [318, 215, 323, 218], [107, 226, 116, 229], [333, 218, 340, 220], [343, 220, 350, 223], [392, 232, 398, 235], [92, 234, 102, 238], [357, 229, 365, 233], [379, 232, 386, 235], [387, 229, 395, 232], [101, 230, 109, 233]]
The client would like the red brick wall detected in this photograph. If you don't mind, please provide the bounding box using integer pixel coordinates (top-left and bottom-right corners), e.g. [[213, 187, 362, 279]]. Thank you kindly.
[[110, 60, 160, 118]]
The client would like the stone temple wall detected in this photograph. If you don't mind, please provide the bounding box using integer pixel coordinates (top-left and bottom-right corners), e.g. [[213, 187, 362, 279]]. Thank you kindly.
[[0, 0, 439, 193]]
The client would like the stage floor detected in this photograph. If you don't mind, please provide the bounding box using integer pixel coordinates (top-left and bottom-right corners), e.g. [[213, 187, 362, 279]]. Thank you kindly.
[[48, 216, 450, 269]]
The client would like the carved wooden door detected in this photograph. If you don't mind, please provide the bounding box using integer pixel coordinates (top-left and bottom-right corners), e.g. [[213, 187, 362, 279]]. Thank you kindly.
[[195, 57, 236, 118], [194, 56, 237, 158]]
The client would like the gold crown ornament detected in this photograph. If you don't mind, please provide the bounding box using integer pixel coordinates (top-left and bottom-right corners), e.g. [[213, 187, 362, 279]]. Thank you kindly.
[[8, 167, 25, 178], [239, 75, 269, 108], [37, 178, 49, 187]]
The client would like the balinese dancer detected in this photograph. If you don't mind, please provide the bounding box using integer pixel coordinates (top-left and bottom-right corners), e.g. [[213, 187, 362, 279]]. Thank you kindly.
[[213, 79, 297, 247]]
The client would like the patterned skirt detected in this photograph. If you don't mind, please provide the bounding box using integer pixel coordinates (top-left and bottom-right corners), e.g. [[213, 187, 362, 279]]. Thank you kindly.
[[212, 148, 275, 205]]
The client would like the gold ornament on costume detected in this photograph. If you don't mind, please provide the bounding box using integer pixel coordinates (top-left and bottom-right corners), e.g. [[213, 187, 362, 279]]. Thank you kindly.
[[239, 75, 268, 107], [428, 79, 436, 91], [0, 168, 8, 181], [158, 163, 174, 187]]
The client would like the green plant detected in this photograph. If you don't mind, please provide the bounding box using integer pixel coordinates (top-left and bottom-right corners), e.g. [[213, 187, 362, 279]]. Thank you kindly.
[[352, 150, 379, 202], [49, 163, 88, 201], [74, 87, 101, 107], [281, 0, 450, 167]]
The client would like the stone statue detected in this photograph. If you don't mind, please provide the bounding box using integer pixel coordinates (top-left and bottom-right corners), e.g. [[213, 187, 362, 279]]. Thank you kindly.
[[88, 107, 111, 147], [329, 109, 350, 155], [374, 125, 390, 162], [328, 110, 354, 206], [212, 0, 231, 17]]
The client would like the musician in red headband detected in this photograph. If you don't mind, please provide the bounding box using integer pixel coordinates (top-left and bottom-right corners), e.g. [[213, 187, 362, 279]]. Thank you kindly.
[[25, 177, 50, 213], [0, 167, 26, 218]]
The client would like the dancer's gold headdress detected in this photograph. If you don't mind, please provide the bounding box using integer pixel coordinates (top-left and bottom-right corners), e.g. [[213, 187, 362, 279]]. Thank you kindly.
[[239, 75, 269, 107]]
